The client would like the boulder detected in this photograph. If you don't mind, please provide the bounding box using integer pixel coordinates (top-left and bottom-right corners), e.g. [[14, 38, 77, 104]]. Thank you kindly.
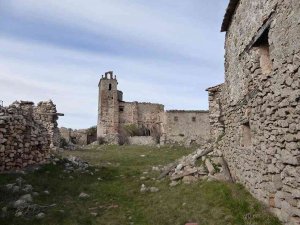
[[79, 192, 90, 199]]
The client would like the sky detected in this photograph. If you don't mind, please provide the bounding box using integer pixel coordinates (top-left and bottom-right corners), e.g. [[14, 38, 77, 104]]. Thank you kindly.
[[0, 0, 228, 129]]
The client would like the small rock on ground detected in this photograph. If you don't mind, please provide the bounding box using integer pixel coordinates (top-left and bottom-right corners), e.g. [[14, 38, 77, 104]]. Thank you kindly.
[[149, 187, 159, 193], [20, 194, 33, 202], [79, 192, 90, 199], [182, 176, 198, 184], [140, 184, 147, 193], [22, 184, 33, 192], [205, 159, 215, 175], [13, 199, 27, 208], [15, 211, 23, 217], [36, 212, 45, 219], [169, 181, 180, 187]]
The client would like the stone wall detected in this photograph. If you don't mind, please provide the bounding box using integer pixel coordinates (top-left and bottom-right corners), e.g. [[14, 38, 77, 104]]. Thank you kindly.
[[34, 101, 61, 148], [0, 100, 62, 172], [163, 110, 210, 146], [119, 102, 138, 125], [119, 102, 164, 131], [136, 103, 164, 127], [206, 84, 225, 142], [128, 136, 156, 146], [214, 1, 300, 224]]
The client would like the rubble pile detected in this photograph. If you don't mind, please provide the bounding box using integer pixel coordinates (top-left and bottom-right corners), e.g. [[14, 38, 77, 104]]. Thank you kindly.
[[160, 147, 233, 184], [1, 177, 55, 219], [63, 156, 89, 173]]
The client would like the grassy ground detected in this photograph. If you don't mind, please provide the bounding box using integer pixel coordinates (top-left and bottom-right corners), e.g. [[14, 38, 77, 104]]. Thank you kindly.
[[0, 145, 281, 225]]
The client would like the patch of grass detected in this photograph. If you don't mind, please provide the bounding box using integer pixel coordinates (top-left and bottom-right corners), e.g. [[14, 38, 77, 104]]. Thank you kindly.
[[0, 145, 281, 225]]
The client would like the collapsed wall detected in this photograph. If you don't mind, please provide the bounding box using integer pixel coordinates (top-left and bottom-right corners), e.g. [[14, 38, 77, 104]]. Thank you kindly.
[[212, 0, 300, 224], [0, 100, 62, 172], [60, 127, 97, 146]]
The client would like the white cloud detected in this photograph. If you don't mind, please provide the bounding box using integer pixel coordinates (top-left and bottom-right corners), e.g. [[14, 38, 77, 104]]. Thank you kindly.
[[6, 0, 225, 61]]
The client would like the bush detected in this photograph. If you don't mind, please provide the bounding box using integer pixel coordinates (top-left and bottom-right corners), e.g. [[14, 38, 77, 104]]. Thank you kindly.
[[87, 126, 97, 136], [97, 136, 106, 145]]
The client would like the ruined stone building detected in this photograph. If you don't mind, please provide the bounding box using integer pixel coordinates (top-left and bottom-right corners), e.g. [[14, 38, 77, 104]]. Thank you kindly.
[[59, 127, 97, 146], [97, 71, 210, 145], [0, 100, 63, 171], [207, 0, 300, 224]]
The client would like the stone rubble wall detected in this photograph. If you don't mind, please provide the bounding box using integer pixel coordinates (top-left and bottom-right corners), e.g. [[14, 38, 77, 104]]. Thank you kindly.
[[119, 101, 164, 134], [213, 1, 300, 224], [206, 84, 225, 142], [163, 110, 210, 146], [33, 101, 61, 148], [128, 136, 156, 146], [119, 102, 139, 125], [136, 103, 165, 128], [0, 100, 61, 172]]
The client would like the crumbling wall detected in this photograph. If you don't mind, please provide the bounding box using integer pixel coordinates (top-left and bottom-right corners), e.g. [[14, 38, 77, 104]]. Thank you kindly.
[[216, 0, 300, 224], [163, 110, 210, 146], [136, 103, 164, 127], [34, 101, 61, 148], [0, 100, 61, 172], [119, 102, 164, 126], [119, 102, 138, 125], [206, 84, 225, 142], [119, 101, 164, 138], [60, 127, 96, 146]]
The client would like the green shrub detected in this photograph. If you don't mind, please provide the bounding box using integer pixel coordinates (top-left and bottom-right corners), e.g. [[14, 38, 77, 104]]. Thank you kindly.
[[87, 126, 97, 136], [97, 136, 106, 145]]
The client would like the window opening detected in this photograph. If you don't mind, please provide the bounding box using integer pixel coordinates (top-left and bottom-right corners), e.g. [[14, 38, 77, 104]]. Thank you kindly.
[[241, 122, 252, 147], [253, 27, 272, 75]]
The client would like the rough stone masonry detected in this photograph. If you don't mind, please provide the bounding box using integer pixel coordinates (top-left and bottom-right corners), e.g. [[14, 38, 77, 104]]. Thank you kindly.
[[0, 100, 63, 172], [207, 0, 300, 224]]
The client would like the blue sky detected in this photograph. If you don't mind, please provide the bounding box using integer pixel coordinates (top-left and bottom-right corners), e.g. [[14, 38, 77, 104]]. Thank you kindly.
[[0, 0, 228, 129]]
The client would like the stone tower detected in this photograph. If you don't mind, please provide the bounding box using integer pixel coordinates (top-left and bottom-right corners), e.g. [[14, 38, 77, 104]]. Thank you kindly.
[[97, 71, 120, 139]]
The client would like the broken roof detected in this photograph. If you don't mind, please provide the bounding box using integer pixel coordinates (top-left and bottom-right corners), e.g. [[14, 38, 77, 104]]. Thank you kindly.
[[221, 0, 240, 32]]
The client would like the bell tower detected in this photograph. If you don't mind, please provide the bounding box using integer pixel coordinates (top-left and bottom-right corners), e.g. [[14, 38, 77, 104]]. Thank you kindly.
[[97, 71, 119, 138]]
